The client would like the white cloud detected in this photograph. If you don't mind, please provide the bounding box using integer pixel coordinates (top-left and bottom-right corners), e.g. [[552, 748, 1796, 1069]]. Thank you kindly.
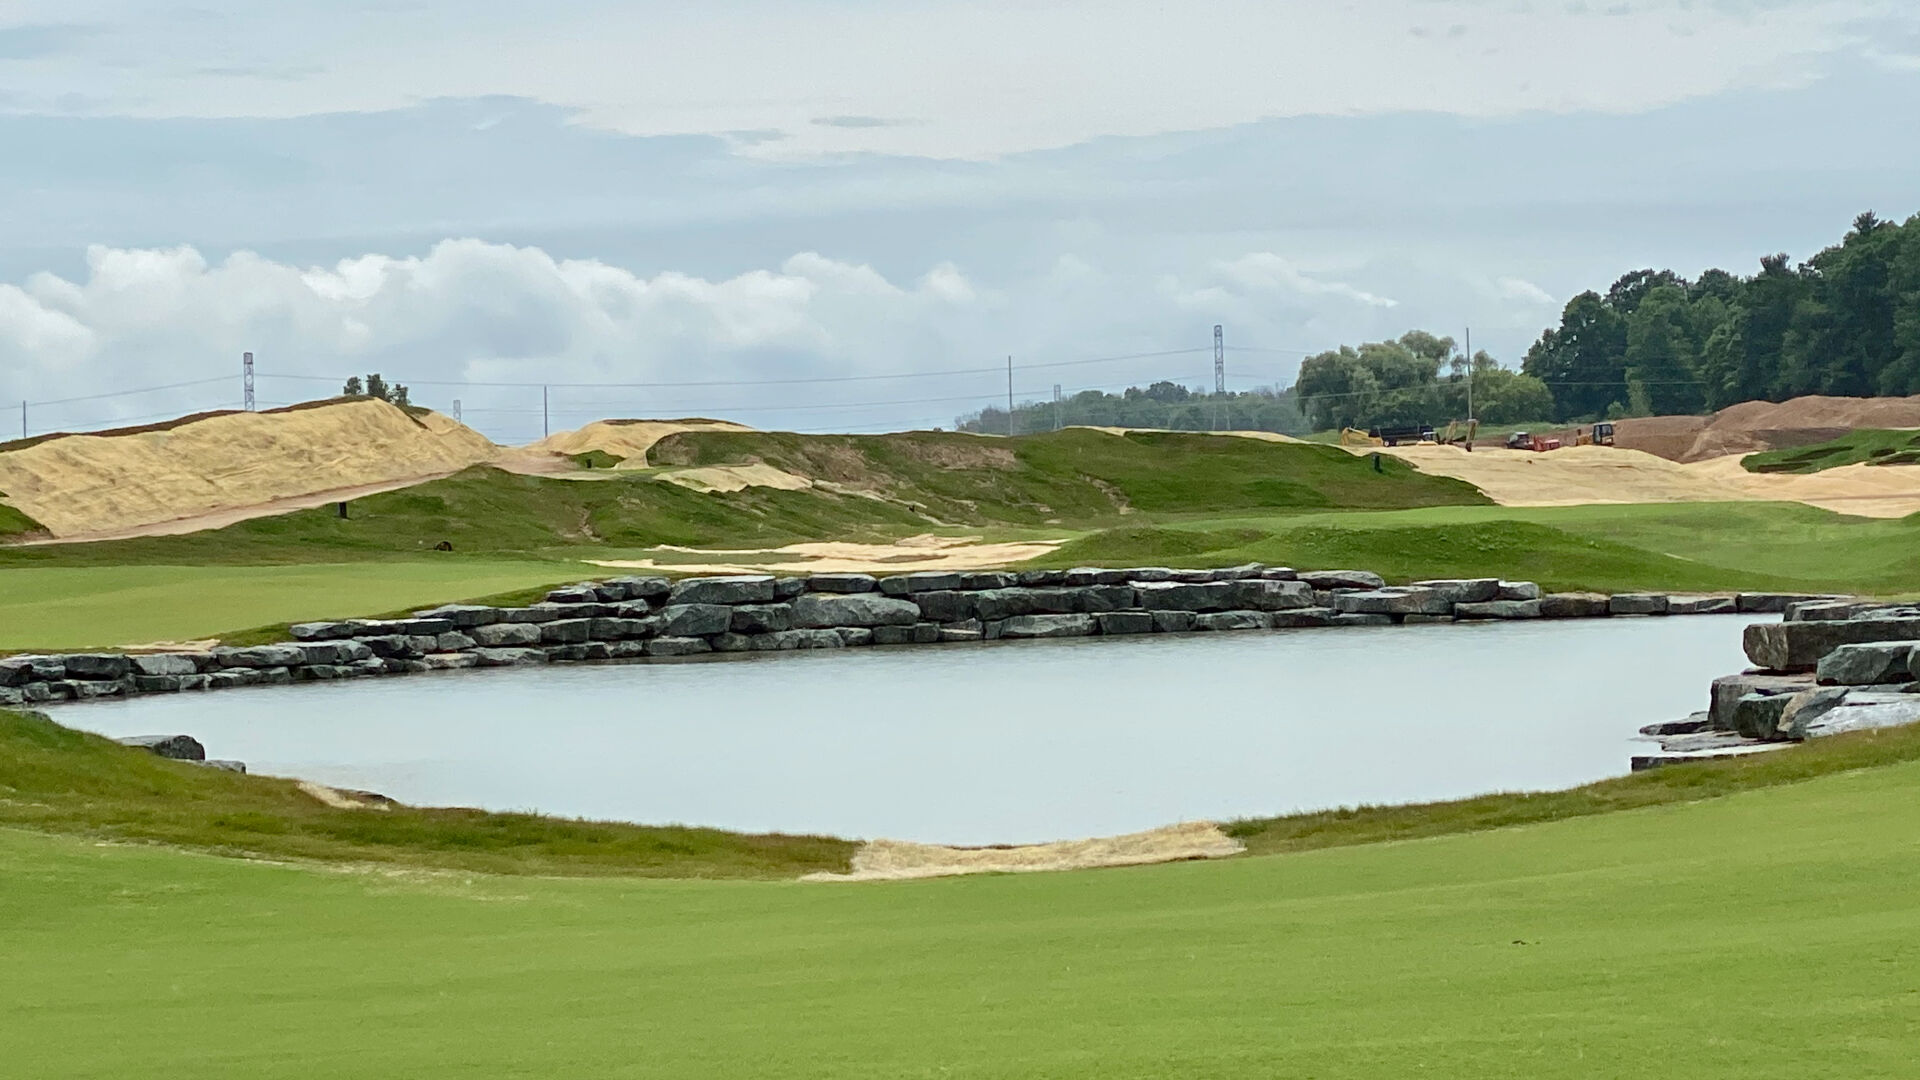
[[6, 0, 1909, 158]]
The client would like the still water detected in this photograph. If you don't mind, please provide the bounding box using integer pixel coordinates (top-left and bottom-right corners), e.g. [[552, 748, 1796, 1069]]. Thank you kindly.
[[58, 616, 1759, 845]]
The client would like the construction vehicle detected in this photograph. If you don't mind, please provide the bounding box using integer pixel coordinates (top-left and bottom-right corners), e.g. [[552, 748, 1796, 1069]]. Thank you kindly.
[[1368, 424, 1436, 447], [1340, 427, 1383, 448], [1505, 431, 1562, 452], [1438, 419, 1479, 447], [1567, 422, 1617, 447]]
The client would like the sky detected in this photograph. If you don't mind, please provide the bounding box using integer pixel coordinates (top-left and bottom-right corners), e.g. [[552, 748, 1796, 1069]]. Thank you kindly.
[[3, 0, 1919, 442]]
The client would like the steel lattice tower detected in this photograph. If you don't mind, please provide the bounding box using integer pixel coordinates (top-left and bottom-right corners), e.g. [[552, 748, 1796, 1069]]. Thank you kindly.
[[243, 352, 255, 411]]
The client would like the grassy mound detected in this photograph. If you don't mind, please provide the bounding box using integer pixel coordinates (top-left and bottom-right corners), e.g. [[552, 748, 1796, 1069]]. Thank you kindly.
[[0, 496, 44, 538], [1743, 428, 1920, 473], [0, 708, 854, 878]]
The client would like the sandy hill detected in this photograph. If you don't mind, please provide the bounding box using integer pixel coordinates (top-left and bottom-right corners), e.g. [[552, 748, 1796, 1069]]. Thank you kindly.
[[1612, 394, 1920, 463], [528, 418, 751, 468], [0, 399, 496, 540]]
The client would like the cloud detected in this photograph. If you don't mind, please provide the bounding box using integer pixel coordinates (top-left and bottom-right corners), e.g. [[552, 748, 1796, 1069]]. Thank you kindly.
[[1205, 254, 1398, 309], [0, 23, 99, 61], [809, 116, 914, 129]]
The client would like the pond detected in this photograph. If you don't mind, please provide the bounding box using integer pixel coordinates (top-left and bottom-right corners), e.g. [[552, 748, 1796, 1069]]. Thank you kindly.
[[57, 616, 1760, 845]]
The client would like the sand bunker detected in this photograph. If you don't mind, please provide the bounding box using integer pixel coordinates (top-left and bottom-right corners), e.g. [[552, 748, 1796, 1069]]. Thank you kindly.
[[0, 399, 496, 539], [1612, 395, 1920, 462], [590, 534, 1065, 575], [1381, 443, 1920, 517], [529, 418, 750, 468], [803, 821, 1244, 882], [654, 462, 815, 494]]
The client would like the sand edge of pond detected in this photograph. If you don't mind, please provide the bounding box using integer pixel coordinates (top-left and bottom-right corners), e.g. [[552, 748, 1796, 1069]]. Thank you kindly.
[[803, 821, 1244, 882]]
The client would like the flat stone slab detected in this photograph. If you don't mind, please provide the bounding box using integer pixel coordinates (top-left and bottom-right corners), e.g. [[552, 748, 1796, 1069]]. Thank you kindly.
[[116, 734, 206, 761]]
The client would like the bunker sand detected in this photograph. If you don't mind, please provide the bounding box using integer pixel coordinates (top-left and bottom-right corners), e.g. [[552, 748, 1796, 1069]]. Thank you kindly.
[[1380, 443, 1920, 518], [590, 534, 1066, 574], [804, 821, 1244, 881], [0, 400, 496, 539]]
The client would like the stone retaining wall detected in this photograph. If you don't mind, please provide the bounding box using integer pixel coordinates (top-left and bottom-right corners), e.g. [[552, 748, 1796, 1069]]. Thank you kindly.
[[0, 567, 1822, 708]]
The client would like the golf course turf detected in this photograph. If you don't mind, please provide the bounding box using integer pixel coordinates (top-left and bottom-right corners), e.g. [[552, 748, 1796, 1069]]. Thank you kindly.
[[7, 731, 1920, 1076]]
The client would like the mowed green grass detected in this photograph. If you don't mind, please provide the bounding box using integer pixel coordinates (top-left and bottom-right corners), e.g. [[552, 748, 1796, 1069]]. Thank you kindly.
[[1744, 429, 1920, 473], [0, 561, 579, 650], [6, 757, 1920, 1078]]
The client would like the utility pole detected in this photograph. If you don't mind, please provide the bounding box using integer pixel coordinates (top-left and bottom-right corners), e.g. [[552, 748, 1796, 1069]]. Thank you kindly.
[[542, 386, 550, 439], [1053, 384, 1062, 431], [19, 400, 24, 439], [243, 352, 255, 412], [1213, 325, 1225, 431], [452, 398, 462, 422], [1464, 328, 1473, 423], [1006, 356, 1015, 437]]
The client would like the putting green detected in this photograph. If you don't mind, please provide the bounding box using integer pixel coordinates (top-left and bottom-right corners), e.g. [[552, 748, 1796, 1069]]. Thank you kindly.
[[6, 759, 1919, 1077]]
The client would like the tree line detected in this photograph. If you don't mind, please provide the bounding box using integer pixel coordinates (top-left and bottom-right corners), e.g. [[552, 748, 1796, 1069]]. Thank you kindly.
[[955, 382, 1306, 436], [1523, 211, 1920, 420]]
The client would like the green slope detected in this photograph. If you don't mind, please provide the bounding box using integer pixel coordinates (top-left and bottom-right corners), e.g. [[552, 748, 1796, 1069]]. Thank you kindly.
[[1743, 428, 1920, 473], [7, 738, 1920, 1077]]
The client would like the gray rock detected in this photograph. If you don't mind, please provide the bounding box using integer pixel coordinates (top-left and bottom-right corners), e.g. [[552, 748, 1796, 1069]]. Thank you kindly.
[[1169, 568, 1228, 583], [577, 643, 614, 662], [293, 641, 356, 665], [196, 760, 248, 773], [499, 603, 570, 624], [1122, 567, 1177, 583], [544, 585, 601, 604], [544, 645, 592, 662], [1193, 610, 1271, 632], [206, 669, 257, 688], [1668, 595, 1737, 615], [131, 654, 198, 677], [588, 618, 643, 641], [422, 653, 480, 670], [646, 636, 714, 657], [1259, 567, 1299, 581], [131, 675, 182, 693], [1403, 614, 1455, 624], [353, 636, 410, 659], [1332, 587, 1450, 616], [730, 605, 793, 634], [21, 682, 57, 702], [116, 734, 205, 761], [1539, 592, 1612, 618], [958, 572, 1018, 590], [608, 641, 649, 659], [1331, 613, 1395, 626], [1298, 570, 1386, 590], [1799, 691, 1920, 738], [608, 576, 671, 601], [872, 623, 943, 645], [1641, 713, 1713, 736], [434, 632, 477, 652], [295, 665, 349, 681], [658, 604, 734, 637], [1709, 672, 1815, 729], [413, 604, 503, 629], [1016, 569, 1067, 586], [710, 632, 754, 652], [1816, 642, 1914, 686], [806, 573, 878, 593], [1150, 611, 1197, 634], [288, 621, 352, 641], [1736, 592, 1835, 614], [0, 686, 25, 706], [353, 617, 454, 637], [258, 667, 296, 685], [1413, 579, 1500, 604], [1743, 617, 1920, 673], [877, 572, 963, 595], [1094, 611, 1156, 635], [1268, 608, 1334, 628], [1064, 567, 1132, 586], [538, 619, 592, 645], [1774, 687, 1852, 739], [62, 654, 133, 679], [1132, 581, 1243, 613], [790, 593, 920, 628], [938, 628, 984, 642], [1784, 599, 1884, 622], [836, 628, 875, 647], [1453, 599, 1543, 620], [405, 635, 442, 656], [212, 645, 305, 669], [1731, 692, 1793, 738], [1226, 579, 1314, 611], [669, 576, 778, 606], [773, 577, 808, 600], [1496, 580, 1542, 601], [470, 622, 543, 647], [913, 590, 977, 623], [470, 647, 548, 667], [1609, 593, 1670, 616], [997, 614, 1096, 638]]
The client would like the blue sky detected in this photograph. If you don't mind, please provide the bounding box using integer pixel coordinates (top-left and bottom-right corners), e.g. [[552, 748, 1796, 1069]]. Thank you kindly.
[[3, 1, 1918, 442]]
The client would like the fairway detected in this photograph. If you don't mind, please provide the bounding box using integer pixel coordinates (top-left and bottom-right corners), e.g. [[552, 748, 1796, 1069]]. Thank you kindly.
[[6, 760, 1920, 1077], [0, 561, 577, 650]]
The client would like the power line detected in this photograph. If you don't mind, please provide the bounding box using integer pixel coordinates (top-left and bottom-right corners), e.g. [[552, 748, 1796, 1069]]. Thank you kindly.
[[24, 375, 235, 409]]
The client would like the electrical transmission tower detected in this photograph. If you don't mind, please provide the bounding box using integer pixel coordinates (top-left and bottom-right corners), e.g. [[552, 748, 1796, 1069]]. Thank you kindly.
[[243, 352, 255, 411], [1053, 384, 1062, 431], [1213, 325, 1225, 430]]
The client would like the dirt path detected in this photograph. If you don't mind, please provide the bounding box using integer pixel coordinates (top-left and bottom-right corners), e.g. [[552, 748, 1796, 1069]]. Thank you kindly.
[[803, 822, 1243, 881], [589, 534, 1066, 575]]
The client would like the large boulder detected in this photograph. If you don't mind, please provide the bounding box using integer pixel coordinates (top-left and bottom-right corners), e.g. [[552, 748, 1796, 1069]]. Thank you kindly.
[[730, 605, 793, 634], [1094, 611, 1155, 635], [1453, 600, 1543, 620], [288, 621, 352, 641], [1016, 569, 1067, 587], [130, 654, 199, 677], [1150, 611, 1197, 633], [872, 623, 942, 645], [1269, 608, 1334, 628], [211, 645, 305, 669], [1132, 581, 1245, 613], [996, 614, 1096, 638], [1609, 593, 1669, 616], [1331, 587, 1451, 617], [543, 585, 600, 604], [1539, 592, 1611, 619], [1412, 579, 1500, 604], [1297, 570, 1386, 591], [1731, 692, 1793, 739], [1737, 592, 1836, 614], [658, 604, 734, 637], [1668, 595, 1737, 615], [116, 734, 206, 761], [413, 604, 503, 629], [1224, 579, 1314, 611], [499, 603, 571, 624], [877, 572, 963, 595], [646, 637, 714, 657], [958, 571, 1018, 590], [1496, 581, 1542, 601], [1784, 599, 1886, 622], [540, 619, 594, 645], [1193, 611, 1271, 632], [470, 647, 548, 667], [602, 576, 671, 601], [790, 593, 920, 628], [470, 622, 543, 647], [912, 591, 977, 623], [1743, 617, 1920, 673], [807, 573, 878, 594], [970, 586, 1134, 620], [1709, 672, 1815, 730], [1816, 643, 1915, 686], [669, 576, 777, 606], [1796, 690, 1920, 739], [1063, 567, 1133, 586], [62, 654, 133, 680]]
